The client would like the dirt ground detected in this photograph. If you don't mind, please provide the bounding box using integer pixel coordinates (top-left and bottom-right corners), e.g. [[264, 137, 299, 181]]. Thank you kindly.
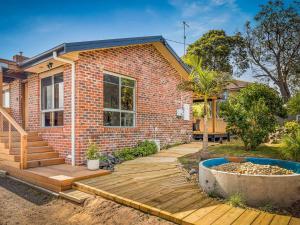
[[0, 177, 174, 225]]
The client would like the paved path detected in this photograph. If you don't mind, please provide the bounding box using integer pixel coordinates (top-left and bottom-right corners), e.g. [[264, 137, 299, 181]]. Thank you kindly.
[[74, 143, 300, 225]]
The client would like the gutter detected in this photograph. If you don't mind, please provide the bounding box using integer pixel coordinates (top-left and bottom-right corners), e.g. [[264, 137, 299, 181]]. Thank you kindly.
[[53, 52, 76, 166]]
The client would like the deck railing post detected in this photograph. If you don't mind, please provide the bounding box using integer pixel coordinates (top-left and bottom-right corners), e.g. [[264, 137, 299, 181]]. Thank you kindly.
[[8, 123, 11, 151], [20, 134, 28, 169]]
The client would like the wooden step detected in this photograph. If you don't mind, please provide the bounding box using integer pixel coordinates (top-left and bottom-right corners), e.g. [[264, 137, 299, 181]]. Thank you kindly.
[[27, 158, 65, 168], [0, 140, 49, 148], [0, 153, 15, 161], [0, 131, 39, 137], [0, 135, 43, 142], [59, 189, 93, 204], [14, 152, 59, 162], [0, 146, 53, 155], [12, 146, 53, 154]]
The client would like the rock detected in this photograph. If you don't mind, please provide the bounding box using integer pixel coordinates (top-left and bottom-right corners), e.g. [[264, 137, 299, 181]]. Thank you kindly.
[[211, 162, 294, 175], [189, 169, 197, 175]]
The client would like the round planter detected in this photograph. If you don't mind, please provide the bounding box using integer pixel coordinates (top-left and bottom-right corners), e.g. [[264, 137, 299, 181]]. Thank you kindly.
[[87, 159, 99, 170], [199, 157, 300, 207]]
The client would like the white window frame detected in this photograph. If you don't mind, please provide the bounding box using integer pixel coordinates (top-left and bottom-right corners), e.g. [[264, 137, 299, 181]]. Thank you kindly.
[[103, 71, 136, 128], [2, 87, 10, 108], [40, 73, 64, 127]]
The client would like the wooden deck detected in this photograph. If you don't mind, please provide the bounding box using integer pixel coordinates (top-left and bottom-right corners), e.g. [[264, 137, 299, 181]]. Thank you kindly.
[[0, 160, 110, 192], [74, 143, 300, 225]]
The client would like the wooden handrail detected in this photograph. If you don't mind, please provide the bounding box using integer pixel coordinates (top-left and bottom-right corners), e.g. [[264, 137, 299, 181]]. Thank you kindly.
[[0, 106, 28, 169], [0, 107, 27, 136]]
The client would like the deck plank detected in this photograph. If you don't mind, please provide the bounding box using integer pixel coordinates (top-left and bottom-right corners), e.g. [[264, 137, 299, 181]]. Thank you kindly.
[[270, 215, 291, 225], [212, 207, 245, 225]]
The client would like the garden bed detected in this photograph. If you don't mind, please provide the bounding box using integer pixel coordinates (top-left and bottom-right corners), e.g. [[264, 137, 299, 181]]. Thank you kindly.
[[211, 162, 294, 175]]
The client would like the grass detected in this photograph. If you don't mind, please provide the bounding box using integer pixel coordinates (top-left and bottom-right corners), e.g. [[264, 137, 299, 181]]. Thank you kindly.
[[208, 140, 284, 159], [227, 193, 246, 208], [178, 139, 286, 170]]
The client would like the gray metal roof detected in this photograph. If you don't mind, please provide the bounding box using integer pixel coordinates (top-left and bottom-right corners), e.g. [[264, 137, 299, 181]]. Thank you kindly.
[[20, 35, 190, 73]]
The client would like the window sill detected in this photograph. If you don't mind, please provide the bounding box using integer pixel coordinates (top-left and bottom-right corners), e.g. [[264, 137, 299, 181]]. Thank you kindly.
[[103, 126, 139, 132]]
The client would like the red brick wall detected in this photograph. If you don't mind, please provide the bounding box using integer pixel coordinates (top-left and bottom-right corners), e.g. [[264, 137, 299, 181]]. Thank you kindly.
[[9, 44, 193, 165], [74, 44, 193, 165]]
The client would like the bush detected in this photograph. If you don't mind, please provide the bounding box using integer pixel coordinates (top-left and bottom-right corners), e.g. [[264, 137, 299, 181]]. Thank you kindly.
[[281, 130, 300, 161], [86, 142, 100, 160], [113, 140, 158, 161], [220, 83, 286, 150], [284, 121, 300, 137], [287, 92, 300, 115]]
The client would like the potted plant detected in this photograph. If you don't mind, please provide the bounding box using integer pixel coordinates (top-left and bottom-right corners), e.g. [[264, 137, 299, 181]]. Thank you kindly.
[[86, 142, 100, 170]]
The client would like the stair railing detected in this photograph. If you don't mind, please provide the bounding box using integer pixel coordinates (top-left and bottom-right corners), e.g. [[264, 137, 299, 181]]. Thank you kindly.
[[0, 106, 28, 169]]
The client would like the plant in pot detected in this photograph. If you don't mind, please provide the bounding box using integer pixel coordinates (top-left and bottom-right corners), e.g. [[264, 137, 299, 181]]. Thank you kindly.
[[86, 142, 100, 170]]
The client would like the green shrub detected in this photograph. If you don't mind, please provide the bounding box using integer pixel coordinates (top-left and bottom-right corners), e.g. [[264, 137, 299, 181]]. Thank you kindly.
[[113, 140, 158, 161], [284, 121, 300, 137], [287, 92, 300, 115], [227, 193, 246, 208], [281, 130, 300, 161], [220, 83, 286, 150], [86, 142, 100, 160]]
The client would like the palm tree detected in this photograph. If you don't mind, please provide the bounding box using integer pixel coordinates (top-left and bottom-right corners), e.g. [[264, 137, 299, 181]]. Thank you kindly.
[[179, 55, 232, 159]]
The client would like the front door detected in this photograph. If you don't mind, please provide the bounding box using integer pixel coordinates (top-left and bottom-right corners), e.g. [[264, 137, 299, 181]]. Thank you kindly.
[[22, 82, 28, 130]]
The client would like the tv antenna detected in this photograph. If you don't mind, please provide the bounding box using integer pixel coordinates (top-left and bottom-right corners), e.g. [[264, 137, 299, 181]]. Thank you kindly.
[[183, 21, 189, 55]]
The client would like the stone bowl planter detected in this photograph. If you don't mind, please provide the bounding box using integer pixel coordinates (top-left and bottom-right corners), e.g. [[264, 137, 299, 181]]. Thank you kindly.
[[87, 159, 99, 170], [199, 157, 300, 207]]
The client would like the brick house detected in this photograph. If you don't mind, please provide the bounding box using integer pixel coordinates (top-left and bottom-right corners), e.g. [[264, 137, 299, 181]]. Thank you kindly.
[[0, 36, 193, 167]]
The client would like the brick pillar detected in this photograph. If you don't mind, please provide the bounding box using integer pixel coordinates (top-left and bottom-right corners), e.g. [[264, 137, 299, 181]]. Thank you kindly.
[[10, 79, 23, 126]]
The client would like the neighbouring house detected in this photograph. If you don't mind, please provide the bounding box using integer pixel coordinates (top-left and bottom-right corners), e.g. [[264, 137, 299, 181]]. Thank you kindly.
[[192, 80, 250, 141], [0, 36, 193, 168]]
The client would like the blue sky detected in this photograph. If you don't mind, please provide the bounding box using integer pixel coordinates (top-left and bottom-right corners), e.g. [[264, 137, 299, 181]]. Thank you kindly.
[[0, 0, 269, 67]]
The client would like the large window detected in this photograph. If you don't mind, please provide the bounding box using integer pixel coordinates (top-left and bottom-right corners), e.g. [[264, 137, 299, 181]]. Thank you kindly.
[[103, 73, 135, 127], [2, 89, 10, 108], [41, 73, 64, 127]]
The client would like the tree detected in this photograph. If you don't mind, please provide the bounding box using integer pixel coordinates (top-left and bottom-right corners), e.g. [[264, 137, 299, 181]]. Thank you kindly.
[[179, 55, 232, 157], [287, 92, 300, 115], [235, 0, 300, 101], [220, 83, 287, 150], [185, 30, 246, 74]]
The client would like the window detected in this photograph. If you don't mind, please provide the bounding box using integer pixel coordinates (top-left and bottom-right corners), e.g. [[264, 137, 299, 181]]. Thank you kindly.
[[2, 89, 10, 108], [41, 73, 64, 127], [103, 73, 135, 127]]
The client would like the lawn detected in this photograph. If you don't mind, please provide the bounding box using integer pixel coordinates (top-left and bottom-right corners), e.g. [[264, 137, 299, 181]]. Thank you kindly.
[[179, 140, 286, 171]]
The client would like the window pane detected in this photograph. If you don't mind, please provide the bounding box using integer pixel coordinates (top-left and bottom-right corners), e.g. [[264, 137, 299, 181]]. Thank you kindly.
[[104, 74, 119, 84], [121, 113, 134, 127], [41, 76, 53, 110], [121, 78, 134, 87], [104, 82, 119, 109], [54, 111, 63, 126], [43, 112, 51, 127], [104, 111, 120, 126], [2, 90, 9, 108], [121, 86, 134, 110], [54, 74, 63, 109]]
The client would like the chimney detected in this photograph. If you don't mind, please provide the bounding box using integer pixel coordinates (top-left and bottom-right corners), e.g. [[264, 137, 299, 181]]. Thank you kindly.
[[13, 51, 28, 63]]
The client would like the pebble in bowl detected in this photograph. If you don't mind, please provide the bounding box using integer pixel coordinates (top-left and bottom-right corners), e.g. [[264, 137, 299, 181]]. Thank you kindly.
[[199, 157, 300, 207]]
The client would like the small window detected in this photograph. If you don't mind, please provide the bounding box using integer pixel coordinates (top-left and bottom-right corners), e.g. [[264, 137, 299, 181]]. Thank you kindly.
[[2, 89, 10, 108], [103, 73, 136, 127], [41, 73, 64, 127]]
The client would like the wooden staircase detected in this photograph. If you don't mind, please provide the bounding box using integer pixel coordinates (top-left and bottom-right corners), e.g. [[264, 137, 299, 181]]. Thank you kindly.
[[0, 131, 64, 168]]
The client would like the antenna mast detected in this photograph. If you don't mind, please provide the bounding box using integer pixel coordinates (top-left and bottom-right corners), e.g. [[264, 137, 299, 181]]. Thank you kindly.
[[183, 21, 189, 55]]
